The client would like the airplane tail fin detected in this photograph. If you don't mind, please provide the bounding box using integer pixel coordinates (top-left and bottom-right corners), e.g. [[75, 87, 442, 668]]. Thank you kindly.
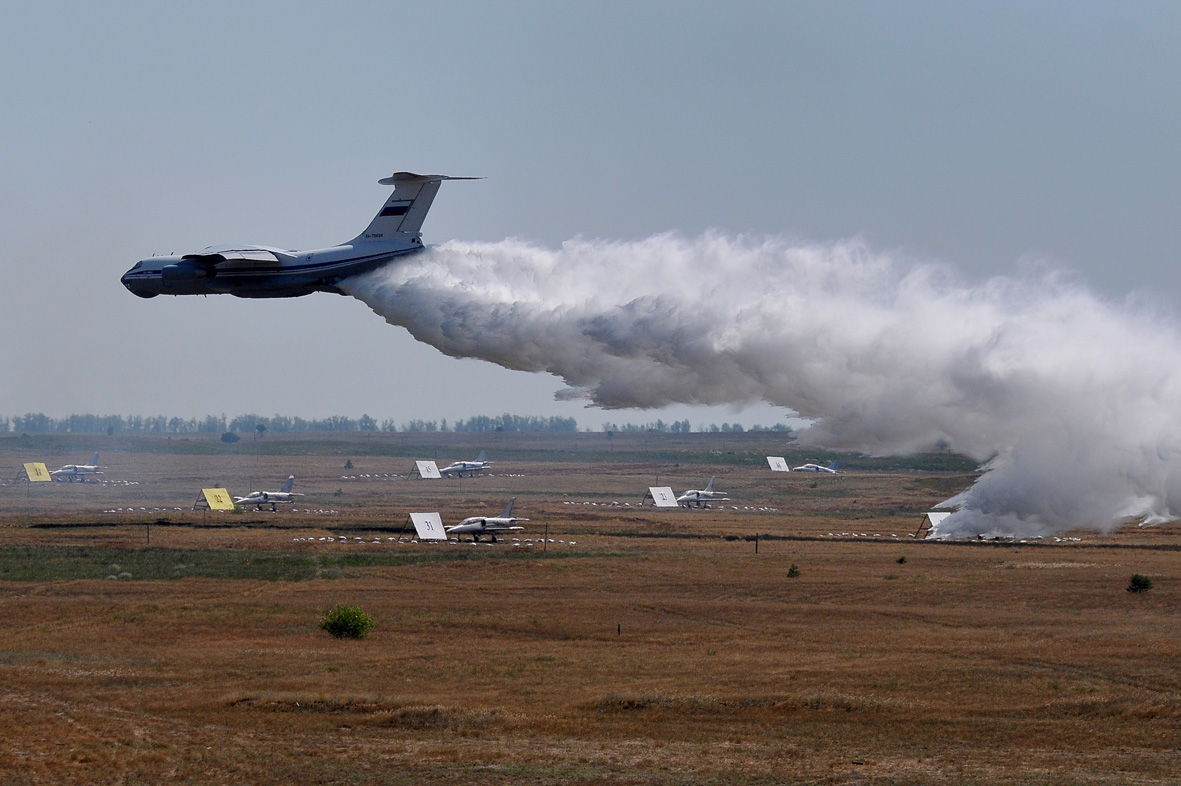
[[704, 477, 715, 493], [476, 450, 487, 463], [352, 172, 481, 243], [89, 452, 99, 466], [499, 497, 516, 517], [829, 461, 840, 471], [281, 475, 295, 493]]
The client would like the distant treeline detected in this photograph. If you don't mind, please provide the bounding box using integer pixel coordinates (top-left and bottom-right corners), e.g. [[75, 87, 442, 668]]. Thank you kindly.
[[1, 412, 580, 435], [387, 414, 579, 433], [602, 419, 791, 434], [1, 412, 792, 435]]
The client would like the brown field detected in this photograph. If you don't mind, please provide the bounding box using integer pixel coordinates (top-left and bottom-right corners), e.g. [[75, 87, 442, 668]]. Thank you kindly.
[[0, 432, 1177, 784]]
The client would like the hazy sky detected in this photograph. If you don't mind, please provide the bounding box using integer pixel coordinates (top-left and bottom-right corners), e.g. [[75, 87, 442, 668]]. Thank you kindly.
[[3, 2, 1180, 430]]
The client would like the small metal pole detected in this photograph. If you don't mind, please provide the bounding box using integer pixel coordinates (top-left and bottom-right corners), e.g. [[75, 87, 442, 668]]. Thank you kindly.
[[755, 533, 759, 554], [544, 522, 549, 552], [146, 522, 150, 545]]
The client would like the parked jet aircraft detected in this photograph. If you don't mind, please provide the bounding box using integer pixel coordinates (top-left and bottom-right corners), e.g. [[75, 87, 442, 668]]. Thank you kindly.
[[793, 460, 840, 473], [677, 477, 730, 508], [50, 453, 102, 482], [440, 450, 491, 478], [121, 172, 479, 299], [446, 498, 528, 542], [234, 476, 302, 511]]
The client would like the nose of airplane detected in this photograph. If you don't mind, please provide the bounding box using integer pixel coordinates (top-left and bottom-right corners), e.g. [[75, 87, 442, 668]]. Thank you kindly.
[[121, 266, 158, 298]]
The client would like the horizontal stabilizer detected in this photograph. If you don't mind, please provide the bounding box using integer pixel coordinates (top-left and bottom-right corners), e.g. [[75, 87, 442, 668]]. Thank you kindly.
[[377, 172, 483, 185]]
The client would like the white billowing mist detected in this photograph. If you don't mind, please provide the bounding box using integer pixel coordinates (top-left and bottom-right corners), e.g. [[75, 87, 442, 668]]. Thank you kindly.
[[341, 234, 1181, 537]]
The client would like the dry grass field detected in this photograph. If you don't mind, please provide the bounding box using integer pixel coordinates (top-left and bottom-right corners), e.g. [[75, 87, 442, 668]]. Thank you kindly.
[[0, 432, 1177, 784]]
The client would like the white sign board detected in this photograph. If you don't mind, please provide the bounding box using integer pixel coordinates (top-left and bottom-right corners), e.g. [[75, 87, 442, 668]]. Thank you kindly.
[[923, 511, 952, 537], [409, 512, 447, 540], [648, 486, 678, 508], [766, 456, 789, 472], [414, 460, 441, 479]]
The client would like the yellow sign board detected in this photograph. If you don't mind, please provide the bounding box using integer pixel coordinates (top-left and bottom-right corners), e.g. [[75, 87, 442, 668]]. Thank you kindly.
[[23, 462, 51, 482], [201, 488, 236, 511]]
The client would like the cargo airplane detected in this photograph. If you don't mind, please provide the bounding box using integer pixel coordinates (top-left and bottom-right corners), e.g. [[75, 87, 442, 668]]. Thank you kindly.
[[121, 172, 479, 299], [51, 453, 102, 482], [446, 498, 528, 543], [440, 450, 490, 478], [234, 476, 302, 511]]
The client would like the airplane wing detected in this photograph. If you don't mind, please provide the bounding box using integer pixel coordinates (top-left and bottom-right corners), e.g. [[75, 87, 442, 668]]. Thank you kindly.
[[181, 245, 292, 265]]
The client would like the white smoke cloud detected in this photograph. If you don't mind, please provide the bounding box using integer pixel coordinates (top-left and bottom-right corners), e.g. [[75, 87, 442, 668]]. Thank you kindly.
[[341, 233, 1181, 537]]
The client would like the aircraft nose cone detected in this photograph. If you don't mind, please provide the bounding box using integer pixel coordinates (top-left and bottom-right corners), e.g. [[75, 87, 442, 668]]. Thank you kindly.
[[121, 268, 158, 298]]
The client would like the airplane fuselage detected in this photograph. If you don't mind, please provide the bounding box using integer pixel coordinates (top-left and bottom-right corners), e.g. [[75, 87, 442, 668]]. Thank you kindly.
[[121, 240, 423, 299], [51, 466, 101, 482], [676, 491, 729, 508], [793, 463, 838, 473], [446, 517, 525, 542], [235, 491, 296, 511], [440, 460, 490, 478]]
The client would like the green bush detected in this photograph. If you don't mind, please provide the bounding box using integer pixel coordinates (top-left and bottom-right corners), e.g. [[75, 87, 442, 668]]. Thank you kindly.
[[319, 604, 374, 638], [787, 564, 801, 579], [896, 556, 907, 564], [1127, 574, 1153, 593]]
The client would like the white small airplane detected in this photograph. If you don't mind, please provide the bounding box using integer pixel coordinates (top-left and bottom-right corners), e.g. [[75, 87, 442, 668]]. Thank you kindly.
[[51, 453, 103, 482], [793, 460, 840, 473], [677, 477, 730, 508], [440, 450, 491, 478], [121, 172, 479, 299], [446, 498, 528, 543], [234, 476, 303, 511]]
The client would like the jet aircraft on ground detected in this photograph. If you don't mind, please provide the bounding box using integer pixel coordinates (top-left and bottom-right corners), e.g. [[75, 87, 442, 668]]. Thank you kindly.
[[677, 477, 730, 508], [121, 172, 479, 299], [793, 460, 840, 473], [440, 450, 491, 478], [51, 453, 102, 482], [234, 476, 302, 511], [446, 498, 528, 542]]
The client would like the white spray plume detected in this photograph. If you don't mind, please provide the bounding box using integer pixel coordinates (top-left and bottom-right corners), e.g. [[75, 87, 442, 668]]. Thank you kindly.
[[341, 233, 1181, 537]]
